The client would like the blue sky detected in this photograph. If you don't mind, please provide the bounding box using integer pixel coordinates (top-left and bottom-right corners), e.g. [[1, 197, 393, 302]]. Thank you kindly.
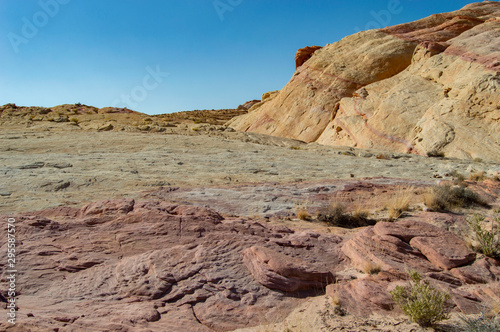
[[0, 0, 478, 115]]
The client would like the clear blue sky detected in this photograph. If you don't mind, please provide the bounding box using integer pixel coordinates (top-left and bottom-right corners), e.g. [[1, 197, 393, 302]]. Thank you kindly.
[[0, 0, 479, 115]]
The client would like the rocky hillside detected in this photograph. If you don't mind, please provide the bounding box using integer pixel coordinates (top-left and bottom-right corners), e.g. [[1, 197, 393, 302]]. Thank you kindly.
[[227, 1, 500, 162], [0, 102, 253, 131]]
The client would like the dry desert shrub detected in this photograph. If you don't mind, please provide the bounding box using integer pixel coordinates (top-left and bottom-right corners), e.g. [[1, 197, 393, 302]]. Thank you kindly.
[[376, 153, 391, 160], [423, 184, 489, 212], [361, 261, 382, 275], [453, 309, 500, 332], [388, 186, 414, 220], [469, 171, 486, 182], [467, 213, 500, 258], [427, 149, 445, 158], [296, 205, 311, 221], [450, 170, 466, 185], [317, 203, 374, 228]]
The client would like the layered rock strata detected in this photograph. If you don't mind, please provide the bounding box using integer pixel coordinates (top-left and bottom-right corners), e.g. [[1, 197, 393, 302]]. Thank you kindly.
[[227, 2, 500, 162]]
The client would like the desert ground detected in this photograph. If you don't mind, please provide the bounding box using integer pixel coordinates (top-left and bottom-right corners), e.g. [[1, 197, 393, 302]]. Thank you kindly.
[[1, 2, 499, 330], [1, 118, 499, 331]]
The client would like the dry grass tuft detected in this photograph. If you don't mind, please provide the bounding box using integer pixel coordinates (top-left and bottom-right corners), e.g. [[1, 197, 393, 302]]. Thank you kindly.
[[469, 171, 486, 182], [450, 170, 466, 185], [376, 153, 391, 160], [362, 261, 382, 275], [423, 184, 490, 212], [296, 206, 311, 221], [427, 149, 445, 158], [317, 203, 374, 228], [388, 186, 414, 220], [467, 213, 500, 258]]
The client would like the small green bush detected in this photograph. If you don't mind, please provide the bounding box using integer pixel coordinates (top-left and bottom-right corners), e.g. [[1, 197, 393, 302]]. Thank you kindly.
[[467, 214, 500, 258], [391, 270, 451, 327]]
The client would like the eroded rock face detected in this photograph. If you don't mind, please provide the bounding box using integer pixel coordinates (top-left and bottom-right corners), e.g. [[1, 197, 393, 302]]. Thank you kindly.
[[295, 46, 322, 68], [0, 199, 347, 331], [1, 192, 499, 330], [242, 246, 335, 292], [332, 218, 497, 317], [227, 2, 500, 162]]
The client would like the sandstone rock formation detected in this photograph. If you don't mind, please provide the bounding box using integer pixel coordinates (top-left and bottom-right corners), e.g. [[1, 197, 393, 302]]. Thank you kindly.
[[1, 174, 499, 330], [295, 46, 322, 68], [0, 102, 249, 130], [329, 217, 500, 317], [237, 99, 261, 110], [242, 246, 335, 292], [227, 1, 500, 162], [0, 199, 347, 331]]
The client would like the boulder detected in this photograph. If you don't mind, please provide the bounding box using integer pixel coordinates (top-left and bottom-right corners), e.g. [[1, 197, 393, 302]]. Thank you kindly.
[[410, 235, 476, 270], [242, 246, 335, 292], [326, 271, 402, 316]]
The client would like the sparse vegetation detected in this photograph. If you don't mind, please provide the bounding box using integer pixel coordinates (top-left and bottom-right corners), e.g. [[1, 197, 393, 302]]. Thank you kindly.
[[376, 153, 391, 160], [296, 204, 311, 221], [467, 213, 500, 258], [317, 202, 374, 228], [453, 311, 500, 332], [70, 117, 79, 124], [427, 149, 445, 158], [469, 171, 486, 182], [362, 261, 382, 275], [423, 184, 489, 212], [388, 186, 413, 220], [450, 170, 466, 185], [390, 270, 451, 327]]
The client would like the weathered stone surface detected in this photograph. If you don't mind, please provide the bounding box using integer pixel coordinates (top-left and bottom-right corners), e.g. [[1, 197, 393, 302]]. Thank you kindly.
[[410, 235, 476, 270], [373, 219, 476, 270], [451, 257, 500, 284], [227, 2, 500, 162], [242, 246, 335, 292], [237, 99, 261, 110], [0, 199, 347, 331], [295, 46, 322, 68], [373, 220, 448, 241], [336, 218, 498, 316], [326, 271, 402, 316], [341, 225, 439, 274]]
